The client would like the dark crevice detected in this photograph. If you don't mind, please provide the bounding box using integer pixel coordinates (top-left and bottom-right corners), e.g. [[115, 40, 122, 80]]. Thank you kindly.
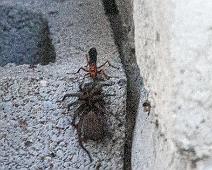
[[102, 0, 119, 15], [102, 1, 143, 169]]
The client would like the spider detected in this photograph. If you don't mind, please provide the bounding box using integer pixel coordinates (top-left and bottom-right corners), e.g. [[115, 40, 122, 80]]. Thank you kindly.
[[62, 81, 117, 162], [143, 100, 151, 116], [143, 92, 151, 116], [75, 47, 119, 80]]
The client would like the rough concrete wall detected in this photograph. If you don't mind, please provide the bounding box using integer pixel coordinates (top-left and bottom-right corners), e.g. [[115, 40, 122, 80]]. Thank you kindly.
[[110, 0, 143, 169], [133, 0, 212, 170], [0, 6, 56, 66], [0, 0, 127, 169]]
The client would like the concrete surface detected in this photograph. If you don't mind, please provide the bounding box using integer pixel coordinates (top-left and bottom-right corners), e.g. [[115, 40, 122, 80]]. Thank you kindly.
[[0, 5, 55, 66], [132, 0, 212, 170], [0, 0, 126, 169]]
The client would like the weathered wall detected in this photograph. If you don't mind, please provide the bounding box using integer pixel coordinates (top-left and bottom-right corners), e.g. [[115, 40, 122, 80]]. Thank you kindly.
[[132, 0, 212, 170], [0, 6, 55, 66], [0, 0, 127, 169], [108, 0, 142, 169]]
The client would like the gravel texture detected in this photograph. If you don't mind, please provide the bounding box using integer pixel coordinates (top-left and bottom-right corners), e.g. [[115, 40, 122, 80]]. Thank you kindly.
[[0, 0, 126, 169]]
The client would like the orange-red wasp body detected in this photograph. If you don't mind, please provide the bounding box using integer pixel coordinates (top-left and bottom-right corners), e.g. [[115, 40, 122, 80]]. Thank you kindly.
[[76, 47, 118, 80]]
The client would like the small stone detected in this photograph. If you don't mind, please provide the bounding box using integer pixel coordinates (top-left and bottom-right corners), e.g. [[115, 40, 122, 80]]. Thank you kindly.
[[40, 80, 48, 87], [19, 168, 28, 170], [56, 149, 64, 158], [43, 101, 55, 111], [58, 141, 66, 147], [51, 135, 58, 142], [3, 95, 12, 101], [118, 79, 127, 87], [56, 117, 70, 129], [3, 102, 13, 113], [24, 141, 33, 147]]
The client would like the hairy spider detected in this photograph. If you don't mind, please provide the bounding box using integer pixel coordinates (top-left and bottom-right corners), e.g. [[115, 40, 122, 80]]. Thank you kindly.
[[62, 81, 116, 162]]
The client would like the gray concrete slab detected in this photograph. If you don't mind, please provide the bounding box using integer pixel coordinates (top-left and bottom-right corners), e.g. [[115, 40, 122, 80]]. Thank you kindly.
[[0, 5, 56, 66], [0, 0, 126, 169]]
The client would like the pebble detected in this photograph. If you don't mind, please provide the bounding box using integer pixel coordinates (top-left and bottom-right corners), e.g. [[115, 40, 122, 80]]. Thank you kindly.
[[43, 100, 55, 111], [56, 149, 64, 158], [40, 80, 48, 87], [56, 117, 70, 129]]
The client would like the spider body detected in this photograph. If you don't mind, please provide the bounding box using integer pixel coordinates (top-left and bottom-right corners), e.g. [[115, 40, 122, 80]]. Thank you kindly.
[[143, 100, 151, 115], [76, 47, 118, 80], [62, 81, 115, 162], [80, 110, 105, 142]]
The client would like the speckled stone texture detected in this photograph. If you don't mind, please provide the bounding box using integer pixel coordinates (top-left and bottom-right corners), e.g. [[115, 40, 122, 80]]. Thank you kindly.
[[132, 0, 212, 170], [0, 0, 126, 169], [0, 6, 55, 66]]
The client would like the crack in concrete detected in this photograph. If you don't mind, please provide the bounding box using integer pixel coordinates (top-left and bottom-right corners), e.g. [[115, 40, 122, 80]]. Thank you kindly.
[[101, 1, 143, 169]]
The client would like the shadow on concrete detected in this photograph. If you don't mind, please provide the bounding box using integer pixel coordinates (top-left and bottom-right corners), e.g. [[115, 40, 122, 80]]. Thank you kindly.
[[0, 5, 56, 66], [102, 1, 143, 169]]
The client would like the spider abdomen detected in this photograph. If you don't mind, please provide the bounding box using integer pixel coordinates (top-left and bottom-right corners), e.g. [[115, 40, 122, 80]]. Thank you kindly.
[[82, 111, 105, 142]]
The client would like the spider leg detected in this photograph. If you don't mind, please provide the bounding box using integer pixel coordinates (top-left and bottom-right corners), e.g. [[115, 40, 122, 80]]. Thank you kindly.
[[94, 103, 107, 114], [79, 81, 84, 91], [92, 94, 116, 101], [91, 82, 115, 92], [68, 100, 86, 111], [71, 104, 88, 128], [62, 93, 81, 101], [77, 115, 93, 162], [97, 60, 119, 69], [67, 101, 79, 111], [94, 103, 122, 123], [87, 82, 114, 97]]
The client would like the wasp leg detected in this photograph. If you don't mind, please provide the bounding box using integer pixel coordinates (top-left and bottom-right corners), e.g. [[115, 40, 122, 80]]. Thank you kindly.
[[98, 69, 119, 80], [98, 60, 119, 69], [75, 67, 89, 74], [98, 69, 111, 80]]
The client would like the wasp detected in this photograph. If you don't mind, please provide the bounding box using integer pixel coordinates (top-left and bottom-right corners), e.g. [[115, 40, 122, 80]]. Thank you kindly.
[[76, 47, 118, 80]]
